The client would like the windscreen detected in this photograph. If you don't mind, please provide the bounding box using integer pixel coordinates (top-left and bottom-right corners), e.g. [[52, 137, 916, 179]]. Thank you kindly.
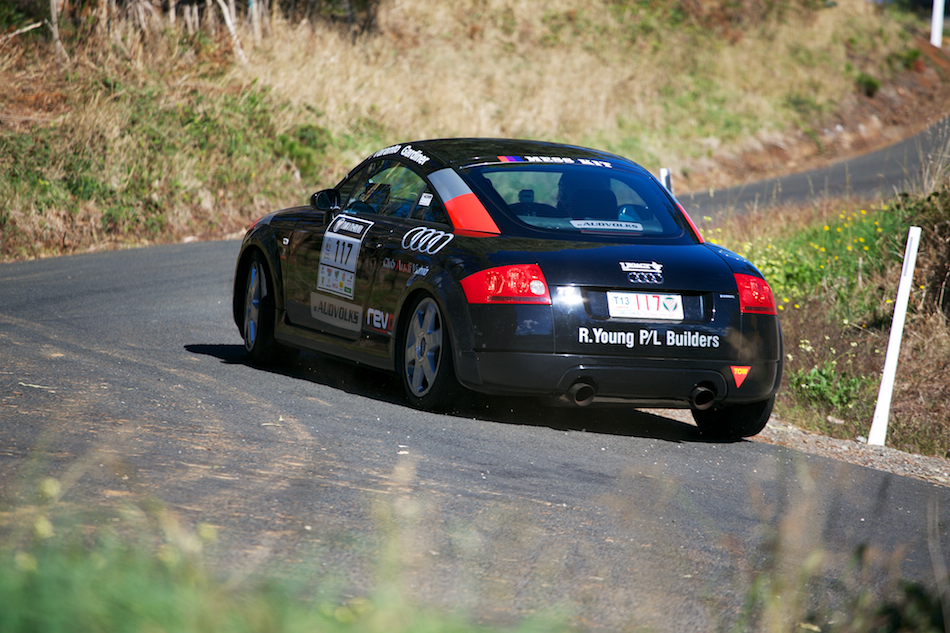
[[461, 163, 693, 241]]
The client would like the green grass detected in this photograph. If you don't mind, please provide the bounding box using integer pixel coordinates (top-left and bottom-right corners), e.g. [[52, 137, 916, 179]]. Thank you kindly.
[[1, 476, 946, 633], [716, 203, 912, 323], [706, 188, 950, 456], [0, 35, 354, 258], [0, 479, 569, 633]]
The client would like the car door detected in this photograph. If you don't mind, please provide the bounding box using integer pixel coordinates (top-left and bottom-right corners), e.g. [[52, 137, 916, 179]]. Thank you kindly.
[[349, 161, 450, 356], [283, 159, 439, 344]]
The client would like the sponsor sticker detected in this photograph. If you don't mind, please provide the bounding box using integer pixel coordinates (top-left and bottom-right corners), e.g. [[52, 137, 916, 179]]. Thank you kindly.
[[419, 192, 433, 207], [400, 144, 430, 166], [731, 366, 751, 388], [311, 295, 362, 331], [371, 144, 403, 159], [578, 158, 613, 168], [318, 215, 374, 300], [578, 327, 636, 348], [525, 156, 575, 164], [367, 308, 393, 334], [666, 330, 720, 348], [382, 257, 429, 277], [577, 327, 720, 349], [571, 220, 643, 232], [497, 156, 612, 167], [620, 261, 663, 274]]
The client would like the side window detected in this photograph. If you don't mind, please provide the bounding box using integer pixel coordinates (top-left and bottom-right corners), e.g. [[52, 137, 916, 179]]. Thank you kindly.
[[342, 161, 431, 219], [342, 160, 388, 215], [411, 189, 449, 224], [337, 164, 371, 208]]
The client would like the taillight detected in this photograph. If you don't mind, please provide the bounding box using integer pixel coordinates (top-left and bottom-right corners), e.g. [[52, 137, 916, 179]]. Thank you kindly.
[[734, 273, 777, 315], [461, 264, 551, 304]]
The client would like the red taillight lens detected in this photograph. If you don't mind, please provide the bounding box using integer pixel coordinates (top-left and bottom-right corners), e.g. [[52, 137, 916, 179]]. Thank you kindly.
[[735, 273, 777, 315], [461, 264, 551, 304]]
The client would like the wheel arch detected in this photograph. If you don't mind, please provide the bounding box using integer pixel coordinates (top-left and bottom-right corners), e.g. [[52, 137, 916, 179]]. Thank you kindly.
[[232, 242, 284, 332], [391, 273, 474, 380]]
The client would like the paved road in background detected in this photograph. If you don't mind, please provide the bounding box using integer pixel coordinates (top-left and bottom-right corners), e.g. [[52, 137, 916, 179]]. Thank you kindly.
[[1, 242, 948, 631], [681, 116, 950, 216]]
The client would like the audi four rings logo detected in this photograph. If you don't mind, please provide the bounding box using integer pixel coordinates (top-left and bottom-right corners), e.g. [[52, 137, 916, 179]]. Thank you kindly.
[[628, 271, 664, 284], [621, 261, 664, 284], [402, 227, 454, 254]]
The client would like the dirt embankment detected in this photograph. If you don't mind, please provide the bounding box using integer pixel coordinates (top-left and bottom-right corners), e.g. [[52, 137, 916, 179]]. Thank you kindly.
[[681, 37, 950, 194]]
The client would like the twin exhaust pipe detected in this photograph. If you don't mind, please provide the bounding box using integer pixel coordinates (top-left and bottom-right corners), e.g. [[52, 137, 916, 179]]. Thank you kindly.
[[689, 384, 716, 410], [563, 380, 718, 409]]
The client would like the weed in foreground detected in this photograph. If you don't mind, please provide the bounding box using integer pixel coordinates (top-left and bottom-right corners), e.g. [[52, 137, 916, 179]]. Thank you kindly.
[[2, 458, 948, 633]]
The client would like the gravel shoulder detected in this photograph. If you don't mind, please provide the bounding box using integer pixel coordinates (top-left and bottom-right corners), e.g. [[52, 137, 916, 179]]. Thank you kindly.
[[652, 408, 950, 488], [754, 416, 950, 488]]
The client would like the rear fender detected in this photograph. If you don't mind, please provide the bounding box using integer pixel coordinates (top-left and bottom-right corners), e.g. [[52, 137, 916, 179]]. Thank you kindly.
[[393, 269, 476, 375]]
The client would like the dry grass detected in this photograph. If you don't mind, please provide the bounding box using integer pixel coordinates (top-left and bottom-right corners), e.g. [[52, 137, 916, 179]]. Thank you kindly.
[[706, 187, 950, 457], [0, 0, 926, 260], [232, 0, 909, 173]]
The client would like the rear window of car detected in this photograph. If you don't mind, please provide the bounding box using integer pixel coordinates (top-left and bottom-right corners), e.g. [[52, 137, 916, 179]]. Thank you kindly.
[[461, 162, 693, 241]]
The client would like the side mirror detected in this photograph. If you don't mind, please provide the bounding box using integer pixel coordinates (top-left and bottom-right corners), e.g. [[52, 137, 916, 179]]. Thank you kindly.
[[310, 189, 340, 212]]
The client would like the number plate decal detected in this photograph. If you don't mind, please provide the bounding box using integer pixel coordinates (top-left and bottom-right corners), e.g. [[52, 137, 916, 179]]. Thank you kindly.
[[318, 215, 374, 300], [606, 291, 684, 320]]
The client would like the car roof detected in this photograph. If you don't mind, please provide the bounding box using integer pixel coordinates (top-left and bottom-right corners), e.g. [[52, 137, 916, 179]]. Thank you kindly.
[[379, 138, 644, 174]]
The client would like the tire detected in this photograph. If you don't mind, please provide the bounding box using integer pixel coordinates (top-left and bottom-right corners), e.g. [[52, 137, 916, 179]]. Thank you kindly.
[[398, 295, 459, 411], [691, 396, 775, 440], [242, 252, 298, 366]]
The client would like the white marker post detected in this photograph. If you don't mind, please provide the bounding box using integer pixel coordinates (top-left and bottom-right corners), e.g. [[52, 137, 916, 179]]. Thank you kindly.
[[933, 0, 945, 49], [868, 226, 922, 446], [659, 168, 673, 194]]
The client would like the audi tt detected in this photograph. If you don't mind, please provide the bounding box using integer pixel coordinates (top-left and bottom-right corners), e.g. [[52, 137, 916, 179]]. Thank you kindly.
[[233, 138, 783, 438]]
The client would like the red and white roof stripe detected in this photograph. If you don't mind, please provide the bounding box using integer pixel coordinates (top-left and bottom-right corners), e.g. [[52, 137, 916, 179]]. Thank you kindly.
[[427, 168, 500, 235]]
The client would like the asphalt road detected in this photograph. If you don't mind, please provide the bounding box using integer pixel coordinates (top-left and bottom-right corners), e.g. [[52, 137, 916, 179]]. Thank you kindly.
[[1, 240, 947, 630], [681, 115, 950, 216]]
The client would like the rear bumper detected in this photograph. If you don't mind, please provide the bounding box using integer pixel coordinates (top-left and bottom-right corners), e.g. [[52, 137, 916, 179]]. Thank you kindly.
[[455, 350, 782, 407]]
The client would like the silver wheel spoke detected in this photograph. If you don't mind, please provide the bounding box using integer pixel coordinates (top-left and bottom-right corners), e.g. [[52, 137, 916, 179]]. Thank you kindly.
[[244, 263, 261, 350], [404, 298, 442, 397]]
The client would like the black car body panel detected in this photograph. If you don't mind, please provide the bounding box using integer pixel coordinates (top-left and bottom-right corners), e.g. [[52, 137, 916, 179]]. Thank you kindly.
[[233, 138, 783, 422]]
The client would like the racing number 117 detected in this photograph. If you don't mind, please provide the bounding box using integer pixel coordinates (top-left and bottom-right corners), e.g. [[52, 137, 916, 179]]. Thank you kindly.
[[612, 294, 660, 311], [327, 238, 354, 267]]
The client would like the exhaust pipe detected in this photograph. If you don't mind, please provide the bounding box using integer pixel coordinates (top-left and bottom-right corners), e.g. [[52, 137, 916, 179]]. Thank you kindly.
[[567, 381, 596, 407], [690, 385, 716, 411]]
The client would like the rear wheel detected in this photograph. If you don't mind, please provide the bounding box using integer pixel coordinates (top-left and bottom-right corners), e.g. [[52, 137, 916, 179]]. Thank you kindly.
[[242, 253, 297, 366], [398, 295, 459, 411], [691, 396, 774, 439]]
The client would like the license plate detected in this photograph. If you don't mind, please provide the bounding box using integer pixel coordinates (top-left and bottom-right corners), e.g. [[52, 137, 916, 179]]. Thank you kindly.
[[606, 292, 684, 320]]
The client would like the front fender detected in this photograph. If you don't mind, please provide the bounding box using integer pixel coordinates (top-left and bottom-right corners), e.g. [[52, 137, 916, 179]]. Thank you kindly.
[[231, 217, 289, 333]]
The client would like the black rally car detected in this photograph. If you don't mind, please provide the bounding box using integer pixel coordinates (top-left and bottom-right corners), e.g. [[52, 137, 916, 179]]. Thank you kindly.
[[233, 138, 782, 438]]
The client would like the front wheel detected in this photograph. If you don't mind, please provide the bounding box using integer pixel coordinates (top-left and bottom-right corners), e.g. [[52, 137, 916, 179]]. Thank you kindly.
[[397, 295, 459, 411], [242, 253, 297, 366], [691, 396, 775, 439]]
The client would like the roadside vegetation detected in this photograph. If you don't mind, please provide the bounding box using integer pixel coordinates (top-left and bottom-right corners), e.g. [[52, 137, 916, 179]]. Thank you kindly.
[[704, 163, 950, 458], [3, 0, 944, 456], [2, 471, 948, 633], [0, 0, 940, 259], [1, 1, 949, 630]]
